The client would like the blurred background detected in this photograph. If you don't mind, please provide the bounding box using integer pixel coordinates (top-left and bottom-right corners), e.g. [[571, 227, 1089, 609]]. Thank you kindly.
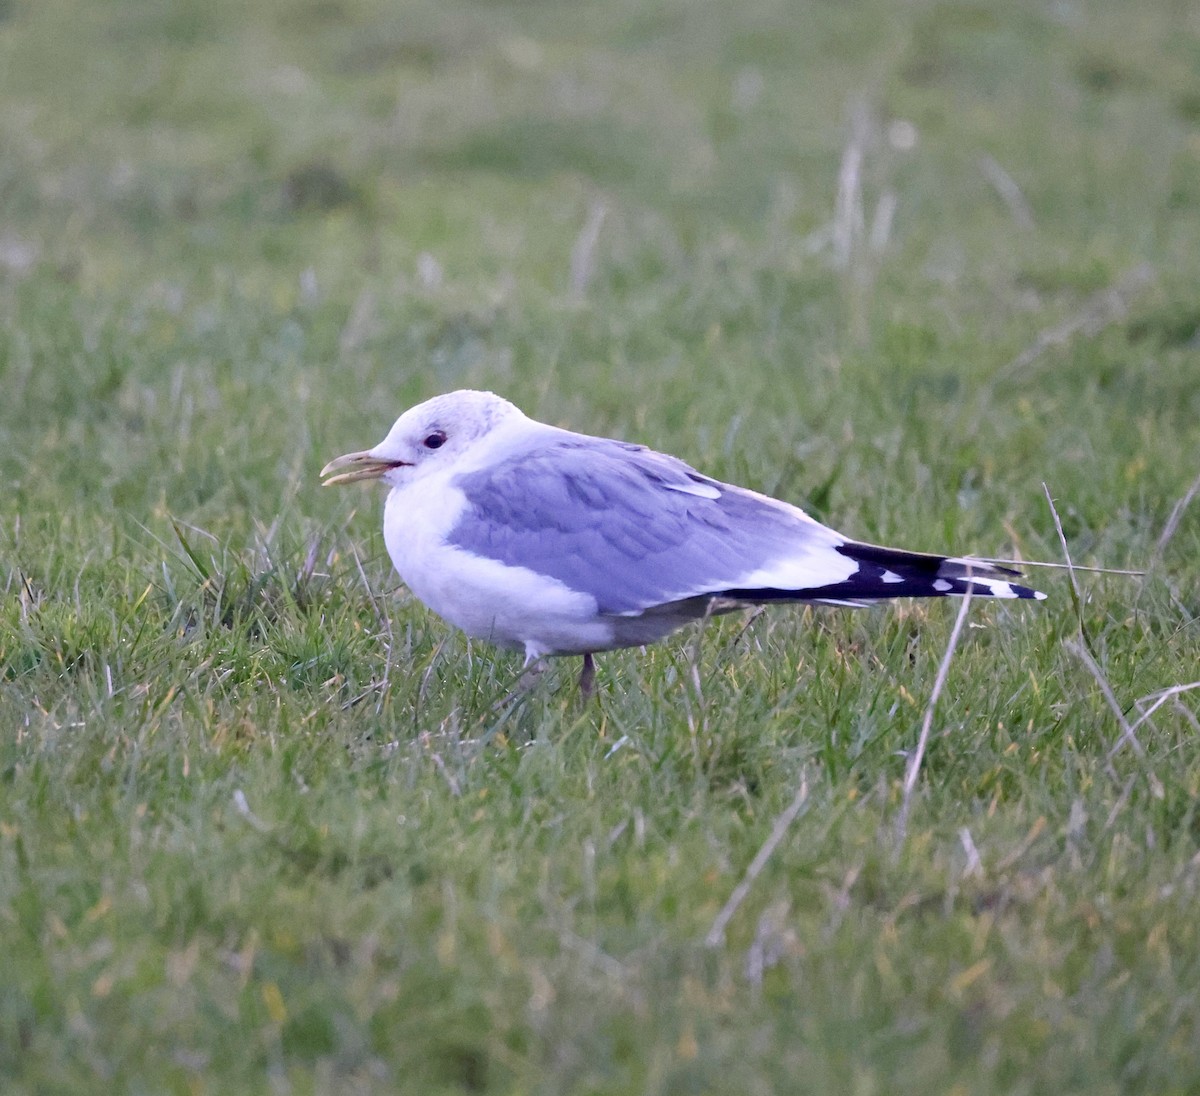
[[3, 0, 1197, 545]]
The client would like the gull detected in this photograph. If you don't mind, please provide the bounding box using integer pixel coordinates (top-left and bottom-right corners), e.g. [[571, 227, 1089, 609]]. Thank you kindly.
[[321, 390, 1044, 695]]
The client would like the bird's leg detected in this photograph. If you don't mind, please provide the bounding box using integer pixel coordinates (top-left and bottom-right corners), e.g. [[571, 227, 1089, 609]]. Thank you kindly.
[[491, 656, 548, 711], [578, 652, 596, 698]]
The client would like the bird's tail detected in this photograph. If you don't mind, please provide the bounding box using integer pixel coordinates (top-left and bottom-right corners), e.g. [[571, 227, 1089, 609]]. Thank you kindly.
[[723, 540, 1046, 606]]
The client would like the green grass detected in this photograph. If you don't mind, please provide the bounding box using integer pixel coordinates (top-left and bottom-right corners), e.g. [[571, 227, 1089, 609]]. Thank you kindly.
[[3, 0, 1200, 1091]]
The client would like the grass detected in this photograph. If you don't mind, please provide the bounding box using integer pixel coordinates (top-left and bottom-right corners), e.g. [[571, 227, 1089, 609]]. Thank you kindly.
[[2, 0, 1200, 1091]]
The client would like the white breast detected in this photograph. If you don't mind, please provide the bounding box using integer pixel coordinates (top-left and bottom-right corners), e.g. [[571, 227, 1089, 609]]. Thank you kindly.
[[381, 476, 614, 657]]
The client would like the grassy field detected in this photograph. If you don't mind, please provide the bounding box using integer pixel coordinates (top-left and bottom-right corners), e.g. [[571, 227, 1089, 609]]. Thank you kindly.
[[3, 0, 1200, 1091]]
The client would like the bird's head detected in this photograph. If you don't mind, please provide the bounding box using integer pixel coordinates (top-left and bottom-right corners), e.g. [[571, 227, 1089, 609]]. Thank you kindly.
[[320, 389, 524, 488]]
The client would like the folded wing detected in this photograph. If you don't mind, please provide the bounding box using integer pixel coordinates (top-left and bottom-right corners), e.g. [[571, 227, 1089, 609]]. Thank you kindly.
[[448, 437, 1042, 616]]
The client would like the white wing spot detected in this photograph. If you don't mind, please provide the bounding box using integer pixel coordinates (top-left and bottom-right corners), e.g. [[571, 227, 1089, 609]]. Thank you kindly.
[[663, 480, 721, 500], [969, 578, 1016, 599], [881, 570, 904, 584], [933, 579, 954, 593]]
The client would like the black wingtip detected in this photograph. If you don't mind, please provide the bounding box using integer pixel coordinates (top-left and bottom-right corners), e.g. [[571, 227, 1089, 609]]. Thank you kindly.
[[719, 541, 1045, 604]]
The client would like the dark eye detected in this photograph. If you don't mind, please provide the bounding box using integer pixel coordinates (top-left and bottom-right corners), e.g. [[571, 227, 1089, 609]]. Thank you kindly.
[[423, 431, 447, 450]]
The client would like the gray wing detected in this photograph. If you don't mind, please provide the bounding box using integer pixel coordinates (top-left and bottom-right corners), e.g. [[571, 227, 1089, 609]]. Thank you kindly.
[[446, 437, 846, 615]]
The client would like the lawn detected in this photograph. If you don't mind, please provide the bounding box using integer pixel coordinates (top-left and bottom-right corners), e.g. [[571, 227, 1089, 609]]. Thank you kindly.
[[2, 0, 1200, 1092]]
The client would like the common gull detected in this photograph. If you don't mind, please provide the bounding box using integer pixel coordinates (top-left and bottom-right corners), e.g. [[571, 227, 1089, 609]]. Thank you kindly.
[[321, 390, 1044, 694]]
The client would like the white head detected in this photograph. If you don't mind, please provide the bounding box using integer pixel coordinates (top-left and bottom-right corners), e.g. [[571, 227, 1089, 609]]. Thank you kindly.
[[321, 390, 525, 489]]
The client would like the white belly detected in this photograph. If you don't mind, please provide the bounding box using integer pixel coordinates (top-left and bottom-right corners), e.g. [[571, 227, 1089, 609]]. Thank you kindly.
[[381, 481, 614, 657]]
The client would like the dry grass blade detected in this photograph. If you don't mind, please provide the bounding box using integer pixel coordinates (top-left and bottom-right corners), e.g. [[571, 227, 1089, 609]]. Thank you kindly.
[[999, 263, 1155, 383], [966, 264, 1155, 431], [894, 585, 973, 845], [1155, 469, 1200, 554], [1066, 640, 1147, 761], [832, 114, 866, 272], [705, 773, 810, 948], [1130, 681, 1200, 734], [978, 154, 1035, 230], [968, 557, 1144, 577], [1042, 483, 1091, 652], [1065, 638, 1164, 799], [1045, 486, 1164, 799], [1173, 696, 1200, 735], [569, 200, 608, 299], [958, 827, 983, 877], [869, 189, 897, 254], [232, 789, 270, 833]]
